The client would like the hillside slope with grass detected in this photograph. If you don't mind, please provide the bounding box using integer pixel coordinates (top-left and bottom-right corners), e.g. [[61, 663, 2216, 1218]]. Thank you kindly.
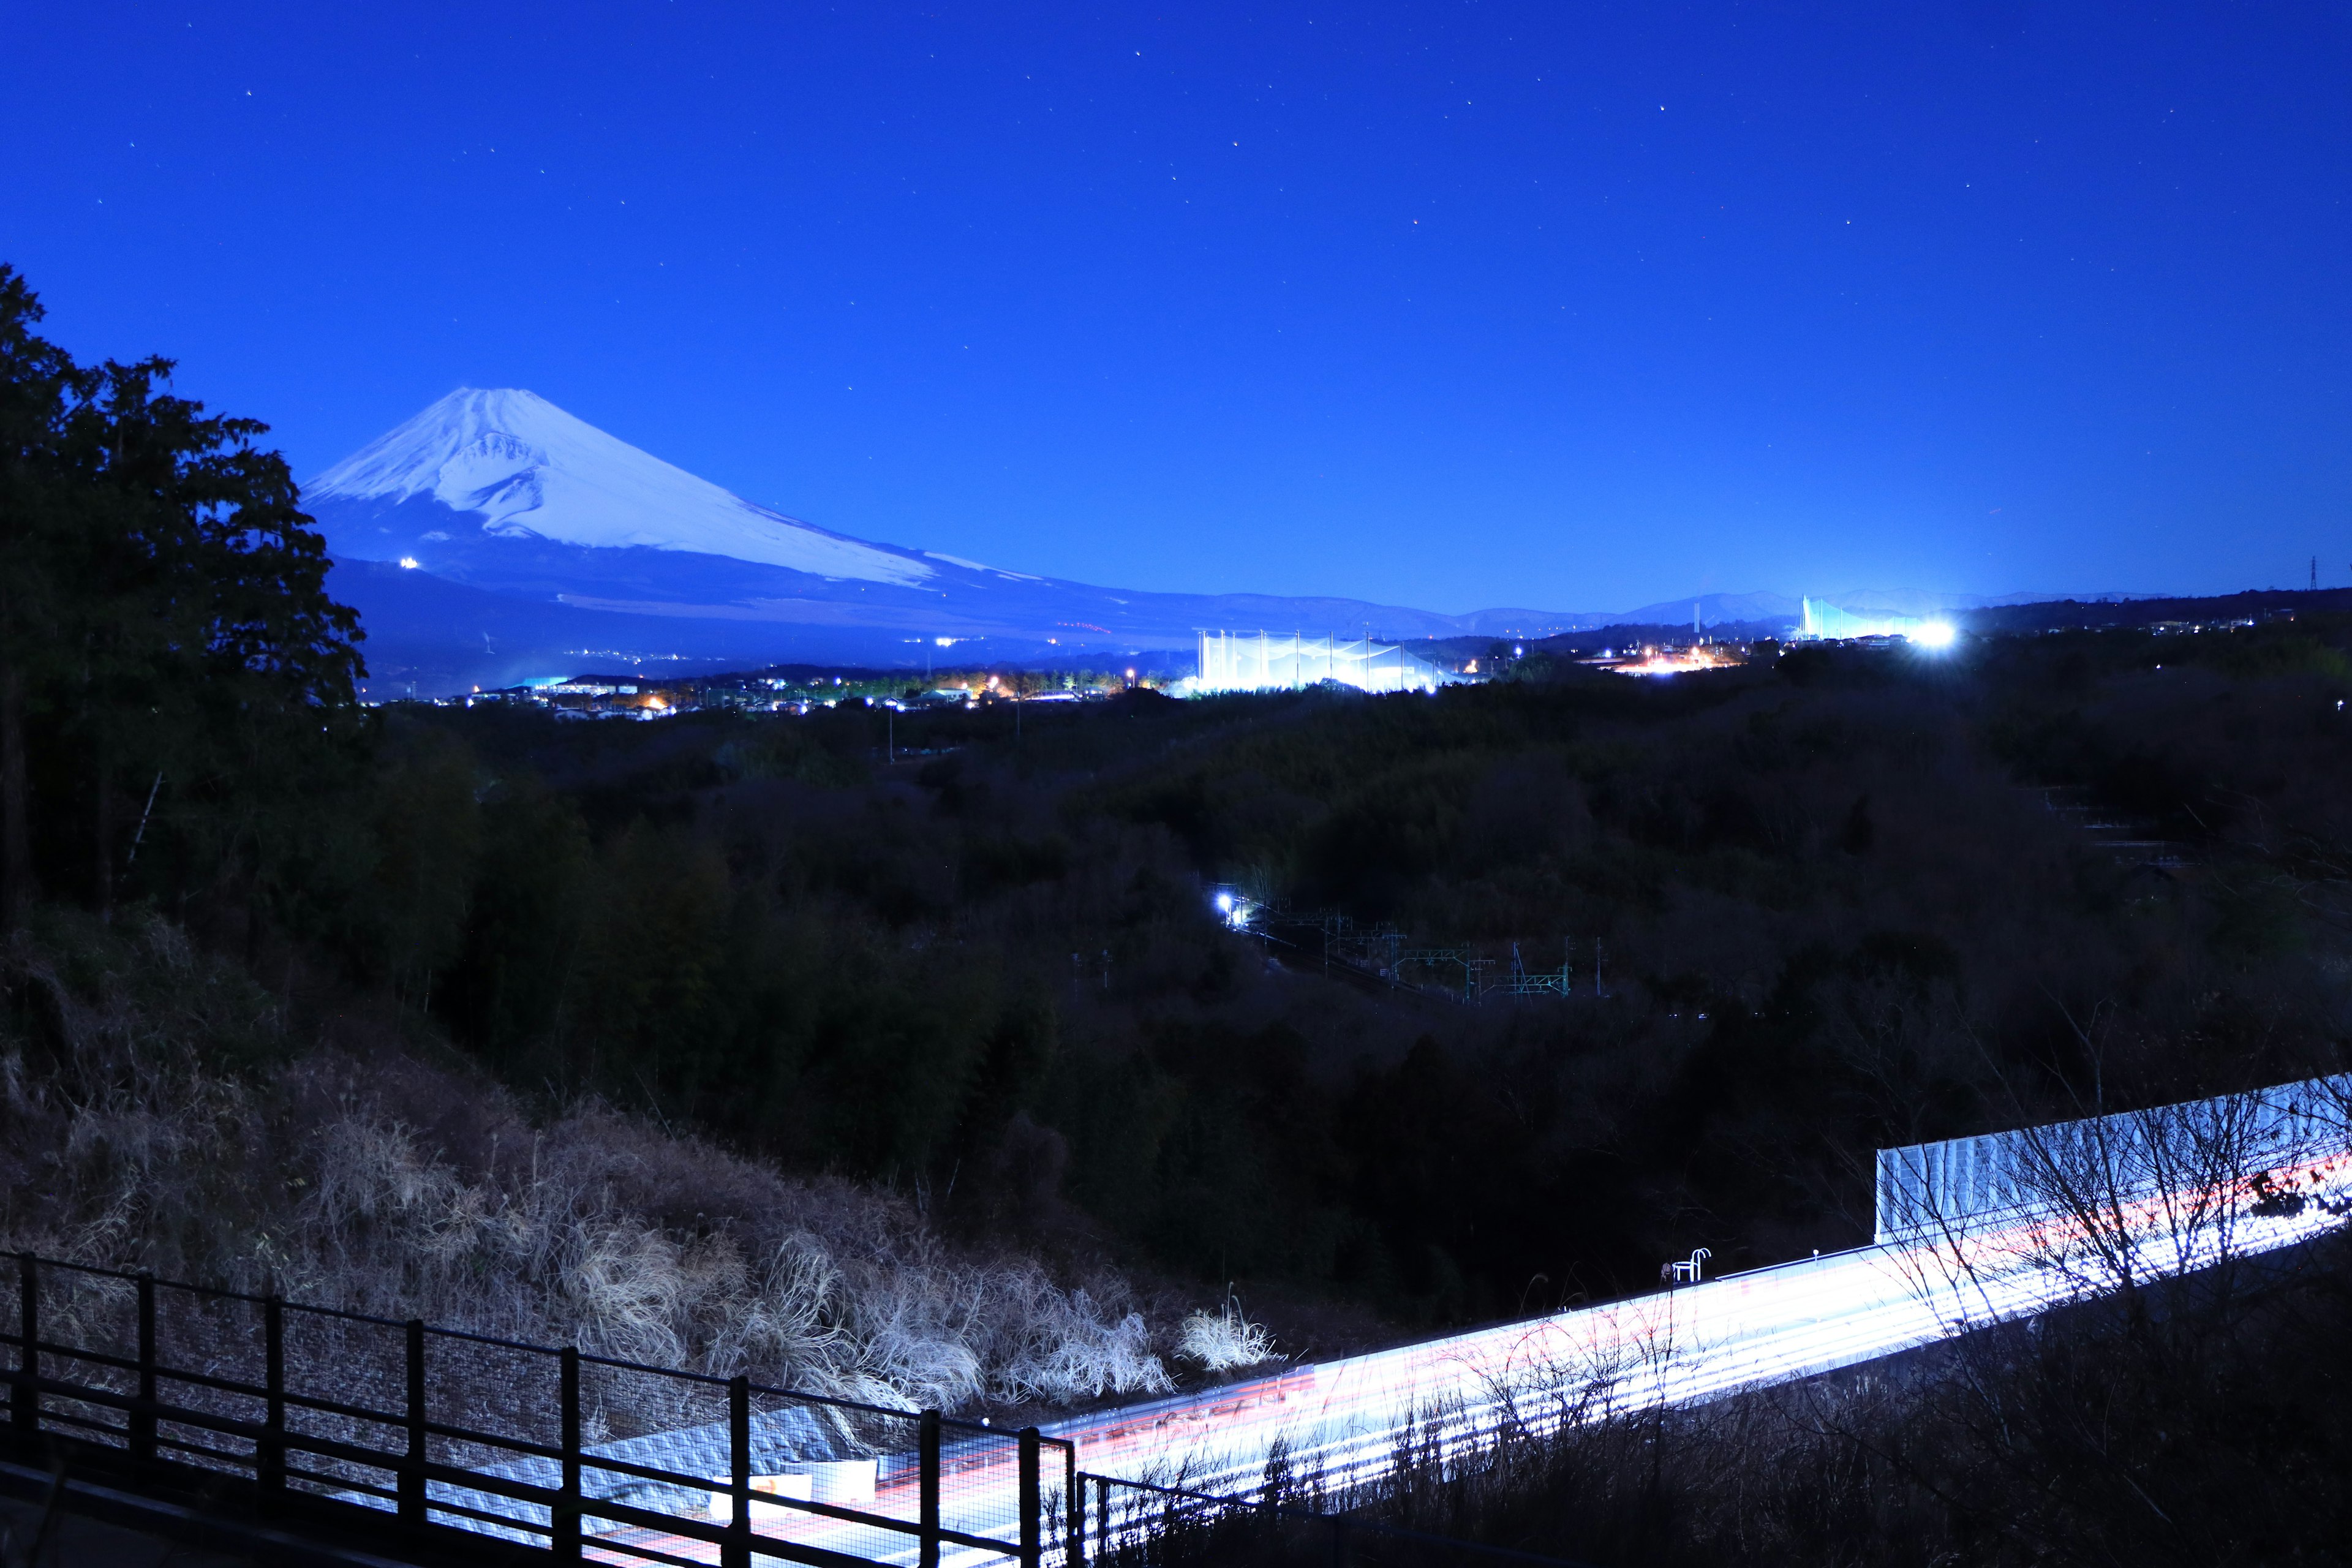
[[0, 911, 1186, 1428]]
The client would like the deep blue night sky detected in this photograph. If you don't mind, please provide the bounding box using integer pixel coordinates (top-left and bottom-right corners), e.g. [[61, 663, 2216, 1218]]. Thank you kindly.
[[4, 3, 2347, 612]]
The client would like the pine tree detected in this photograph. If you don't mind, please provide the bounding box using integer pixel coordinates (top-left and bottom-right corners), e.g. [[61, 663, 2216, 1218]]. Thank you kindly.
[[0, 265, 366, 930], [0, 266, 87, 929]]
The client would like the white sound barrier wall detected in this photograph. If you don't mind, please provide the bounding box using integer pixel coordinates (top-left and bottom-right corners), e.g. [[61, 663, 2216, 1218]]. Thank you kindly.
[[1873, 1072, 2352, 1243]]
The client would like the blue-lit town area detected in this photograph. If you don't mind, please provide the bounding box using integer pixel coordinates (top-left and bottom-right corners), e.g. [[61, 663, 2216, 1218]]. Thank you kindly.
[[418, 595, 2314, 718]]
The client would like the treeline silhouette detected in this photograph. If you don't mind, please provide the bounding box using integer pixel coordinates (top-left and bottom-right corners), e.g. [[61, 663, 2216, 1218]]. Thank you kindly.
[[442, 616, 2352, 1335], [11, 260, 2352, 1552], [9, 261, 2350, 1348], [197, 615, 2352, 1346]]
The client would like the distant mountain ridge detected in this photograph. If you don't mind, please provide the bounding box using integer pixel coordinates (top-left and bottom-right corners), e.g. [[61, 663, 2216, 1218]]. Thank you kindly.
[[303, 390, 1609, 693], [301, 389, 2128, 695]]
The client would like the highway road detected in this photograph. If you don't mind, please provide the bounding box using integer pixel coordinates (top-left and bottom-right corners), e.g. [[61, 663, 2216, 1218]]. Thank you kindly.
[[582, 1140, 2350, 1566]]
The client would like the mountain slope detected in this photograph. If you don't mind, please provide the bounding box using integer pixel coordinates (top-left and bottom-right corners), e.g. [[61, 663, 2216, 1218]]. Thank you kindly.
[[302, 389, 2124, 695], [311, 389, 935, 585], [303, 390, 1609, 690]]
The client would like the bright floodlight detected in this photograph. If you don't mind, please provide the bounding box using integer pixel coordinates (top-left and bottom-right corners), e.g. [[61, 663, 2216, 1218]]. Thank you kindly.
[[1913, 621, 1957, 649], [1215, 891, 1234, 912]]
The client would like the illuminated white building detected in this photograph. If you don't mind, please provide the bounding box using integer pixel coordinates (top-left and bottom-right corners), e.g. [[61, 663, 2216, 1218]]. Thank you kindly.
[[1799, 598, 1956, 646], [1184, 631, 1463, 695]]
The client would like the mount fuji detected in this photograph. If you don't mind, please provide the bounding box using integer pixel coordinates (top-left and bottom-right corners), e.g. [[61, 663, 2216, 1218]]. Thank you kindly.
[[304, 390, 1597, 695]]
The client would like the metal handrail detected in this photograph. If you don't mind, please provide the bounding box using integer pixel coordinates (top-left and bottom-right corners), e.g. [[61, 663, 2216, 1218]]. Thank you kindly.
[[7, 1359, 943, 1568], [7, 1246, 1540, 1568], [2, 1249, 1071, 1568]]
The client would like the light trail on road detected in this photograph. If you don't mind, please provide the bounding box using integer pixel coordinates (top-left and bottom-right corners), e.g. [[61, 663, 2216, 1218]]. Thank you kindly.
[[1047, 1149, 2352, 1497], [598, 1144, 2350, 1567]]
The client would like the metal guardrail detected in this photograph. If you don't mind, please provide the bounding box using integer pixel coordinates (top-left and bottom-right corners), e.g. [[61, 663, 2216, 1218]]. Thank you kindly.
[[0, 1251, 1077, 1568]]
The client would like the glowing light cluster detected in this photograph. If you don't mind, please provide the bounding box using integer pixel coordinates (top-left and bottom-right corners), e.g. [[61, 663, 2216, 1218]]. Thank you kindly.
[[1799, 598, 1963, 649], [1608, 646, 1740, 677]]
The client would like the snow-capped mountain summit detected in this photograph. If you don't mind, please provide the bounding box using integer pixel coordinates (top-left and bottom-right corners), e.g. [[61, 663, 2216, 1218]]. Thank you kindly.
[[304, 388, 2119, 699], [305, 388, 1625, 694], [308, 388, 933, 585], [328, 388, 2106, 695]]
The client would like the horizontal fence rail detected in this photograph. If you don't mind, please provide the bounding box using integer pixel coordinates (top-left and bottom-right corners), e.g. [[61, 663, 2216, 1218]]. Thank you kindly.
[[15, 1077, 2350, 1568], [0, 1252, 1076, 1568]]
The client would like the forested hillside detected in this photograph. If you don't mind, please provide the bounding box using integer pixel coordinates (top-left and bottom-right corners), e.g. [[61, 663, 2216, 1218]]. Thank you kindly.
[[213, 619, 2352, 1339], [7, 257, 2351, 1400]]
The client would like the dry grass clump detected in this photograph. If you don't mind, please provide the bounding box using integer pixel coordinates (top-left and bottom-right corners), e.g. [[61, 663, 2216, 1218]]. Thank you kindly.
[[0, 913, 1172, 1423], [1175, 1303, 1277, 1373]]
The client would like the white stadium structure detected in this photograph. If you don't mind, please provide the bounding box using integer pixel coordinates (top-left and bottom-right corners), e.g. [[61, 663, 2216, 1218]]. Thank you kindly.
[[1182, 630, 1464, 695]]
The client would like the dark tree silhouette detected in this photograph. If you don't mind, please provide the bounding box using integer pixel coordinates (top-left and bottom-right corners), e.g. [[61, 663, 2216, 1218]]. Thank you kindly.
[[0, 264, 363, 930]]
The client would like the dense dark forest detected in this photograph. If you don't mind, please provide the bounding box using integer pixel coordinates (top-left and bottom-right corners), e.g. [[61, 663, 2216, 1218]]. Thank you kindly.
[[10, 259, 2352, 1341], [11, 262, 2352, 1560], [288, 613, 2342, 1338]]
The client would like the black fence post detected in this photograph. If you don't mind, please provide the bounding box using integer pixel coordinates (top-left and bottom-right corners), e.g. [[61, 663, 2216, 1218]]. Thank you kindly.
[[1093, 1475, 1109, 1562], [401, 1319, 426, 1526], [723, 1375, 749, 1568], [556, 1347, 581, 1560], [918, 1409, 940, 1568], [260, 1296, 285, 1496], [1019, 1426, 1041, 1568], [1064, 1442, 1081, 1568], [132, 1273, 156, 1464], [13, 1254, 35, 1436]]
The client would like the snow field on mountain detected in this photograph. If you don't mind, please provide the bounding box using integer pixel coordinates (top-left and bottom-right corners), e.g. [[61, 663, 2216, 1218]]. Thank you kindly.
[[306, 388, 935, 585]]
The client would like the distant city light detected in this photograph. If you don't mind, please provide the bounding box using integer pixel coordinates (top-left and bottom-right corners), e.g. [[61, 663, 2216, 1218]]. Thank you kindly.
[[1800, 598, 1958, 643], [1610, 646, 1738, 678], [398, 556, 420, 570]]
